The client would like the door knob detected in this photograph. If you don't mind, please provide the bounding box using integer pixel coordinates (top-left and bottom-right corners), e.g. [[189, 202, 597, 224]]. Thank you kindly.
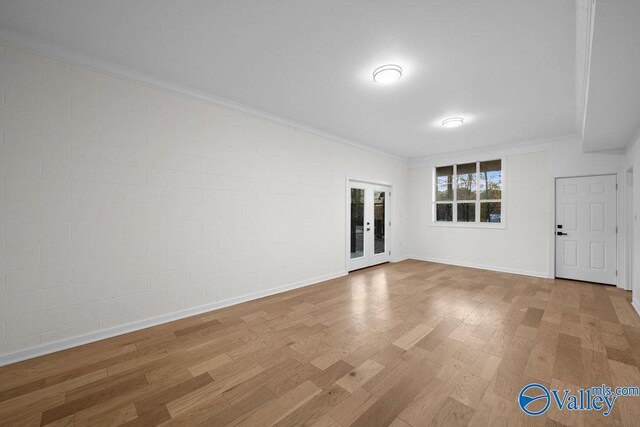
[[556, 232, 567, 236]]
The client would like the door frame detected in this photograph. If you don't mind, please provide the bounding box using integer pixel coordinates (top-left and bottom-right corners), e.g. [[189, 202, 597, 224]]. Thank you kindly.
[[553, 173, 618, 285], [622, 167, 634, 290], [345, 177, 394, 272]]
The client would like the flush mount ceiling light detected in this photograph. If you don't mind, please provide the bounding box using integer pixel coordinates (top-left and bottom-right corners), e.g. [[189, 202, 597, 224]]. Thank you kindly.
[[442, 117, 464, 128], [373, 64, 402, 84]]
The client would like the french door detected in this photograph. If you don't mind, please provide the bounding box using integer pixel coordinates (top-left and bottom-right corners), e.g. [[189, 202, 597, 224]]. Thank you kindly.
[[555, 175, 617, 285], [347, 181, 391, 271]]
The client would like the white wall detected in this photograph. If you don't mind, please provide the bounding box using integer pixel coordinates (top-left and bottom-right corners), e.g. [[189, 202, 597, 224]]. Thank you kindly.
[[407, 137, 623, 278], [0, 43, 408, 363], [408, 150, 551, 277]]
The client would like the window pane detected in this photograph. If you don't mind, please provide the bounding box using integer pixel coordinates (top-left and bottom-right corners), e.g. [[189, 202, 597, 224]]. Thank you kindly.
[[479, 159, 502, 200], [436, 203, 453, 221], [457, 203, 476, 222], [350, 188, 364, 259], [435, 166, 453, 201], [374, 191, 385, 254], [480, 202, 501, 223], [456, 163, 476, 201]]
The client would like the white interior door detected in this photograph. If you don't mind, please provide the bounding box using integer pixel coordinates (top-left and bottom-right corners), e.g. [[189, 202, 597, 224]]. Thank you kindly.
[[347, 182, 391, 272], [555, 175, 617, 285]]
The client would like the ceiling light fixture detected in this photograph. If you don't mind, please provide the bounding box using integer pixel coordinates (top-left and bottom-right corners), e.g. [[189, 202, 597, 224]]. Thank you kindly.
[[442, 117, 464, 128], [373, 64, 402, 84]]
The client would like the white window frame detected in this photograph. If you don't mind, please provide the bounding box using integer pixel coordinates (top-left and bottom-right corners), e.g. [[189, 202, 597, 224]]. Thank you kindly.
[[431, 157, 506, 229]]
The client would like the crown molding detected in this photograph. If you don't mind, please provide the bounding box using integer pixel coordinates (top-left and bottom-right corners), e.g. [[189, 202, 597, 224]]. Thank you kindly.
[[624, 126, 640, 154], [408, 134, 581, 168], [0, 26, 406, 163]]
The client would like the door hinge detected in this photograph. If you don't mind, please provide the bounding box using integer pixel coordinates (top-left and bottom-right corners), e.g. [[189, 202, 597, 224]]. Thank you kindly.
[[616, 226, 618, 233], [616, 270, 618, 276], [389, 251, 391, 256], [616, 183, 619, 190]]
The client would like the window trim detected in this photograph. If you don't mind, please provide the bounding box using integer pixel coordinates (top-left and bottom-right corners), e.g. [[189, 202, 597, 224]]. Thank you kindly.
[[431, 157, 507, 229]]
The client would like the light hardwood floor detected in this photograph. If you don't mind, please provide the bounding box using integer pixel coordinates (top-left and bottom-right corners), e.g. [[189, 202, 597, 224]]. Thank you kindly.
[[1, 260, 640, 426]]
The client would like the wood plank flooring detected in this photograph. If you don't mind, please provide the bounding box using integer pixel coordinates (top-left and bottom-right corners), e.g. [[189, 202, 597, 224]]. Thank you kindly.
[[1, 260, 640, 426]]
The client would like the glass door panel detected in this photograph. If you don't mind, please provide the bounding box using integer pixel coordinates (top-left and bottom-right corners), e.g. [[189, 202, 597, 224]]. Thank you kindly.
[[350, 188, 365, 259], [374, 191, 385, 254]]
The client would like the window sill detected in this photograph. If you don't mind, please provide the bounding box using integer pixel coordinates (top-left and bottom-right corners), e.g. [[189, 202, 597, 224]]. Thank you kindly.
[[429, 221, 506, 230]]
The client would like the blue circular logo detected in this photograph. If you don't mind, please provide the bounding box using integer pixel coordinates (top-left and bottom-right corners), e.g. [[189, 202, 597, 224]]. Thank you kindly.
[[518, 383, 551, 416]]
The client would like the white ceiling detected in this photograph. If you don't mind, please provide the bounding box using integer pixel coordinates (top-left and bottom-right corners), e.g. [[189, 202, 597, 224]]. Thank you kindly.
[[0, 0, 579, 158], [582, 0, 640, 152]]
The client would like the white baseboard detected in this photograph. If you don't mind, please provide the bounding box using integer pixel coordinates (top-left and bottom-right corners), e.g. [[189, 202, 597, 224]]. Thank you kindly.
[[0, 270, 347, 367], [408, 255, 551, 279]]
